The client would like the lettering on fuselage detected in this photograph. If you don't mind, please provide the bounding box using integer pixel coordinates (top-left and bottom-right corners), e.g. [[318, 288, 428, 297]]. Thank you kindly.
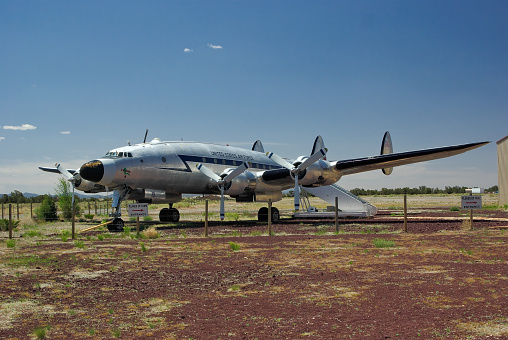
[[209, 151, 255, 162]]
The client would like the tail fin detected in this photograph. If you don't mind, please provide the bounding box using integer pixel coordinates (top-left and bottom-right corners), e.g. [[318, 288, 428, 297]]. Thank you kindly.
[[252, 140, 264, 152], [381, 131, 393, 175], [312, 136, 327, 160]]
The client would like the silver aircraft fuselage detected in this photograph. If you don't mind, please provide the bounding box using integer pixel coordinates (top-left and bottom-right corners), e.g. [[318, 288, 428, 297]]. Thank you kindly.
[[79, 140, 298, 201]]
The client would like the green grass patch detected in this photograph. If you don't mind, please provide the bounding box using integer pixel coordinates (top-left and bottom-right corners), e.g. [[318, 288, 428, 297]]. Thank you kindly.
[[373, 238, 396, 248], [7, 255, 59, 267], [229, 241, 241, 251]]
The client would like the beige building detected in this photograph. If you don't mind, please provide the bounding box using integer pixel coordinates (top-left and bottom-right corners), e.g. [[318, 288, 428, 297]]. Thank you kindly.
[[498, 135, 508, 206]]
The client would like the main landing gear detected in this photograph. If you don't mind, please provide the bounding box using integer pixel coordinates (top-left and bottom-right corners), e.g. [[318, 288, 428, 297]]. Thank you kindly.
[[257, 207, 280, 222], [159, 206, 180, 222]]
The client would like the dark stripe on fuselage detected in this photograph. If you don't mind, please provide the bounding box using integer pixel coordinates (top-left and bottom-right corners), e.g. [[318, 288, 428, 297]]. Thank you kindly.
[[156, 155, 283, 172]]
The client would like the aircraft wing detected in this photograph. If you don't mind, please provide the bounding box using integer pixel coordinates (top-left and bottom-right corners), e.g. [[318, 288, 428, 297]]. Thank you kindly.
[[39, 167, 78, 175], [334, 141, 489, 176]]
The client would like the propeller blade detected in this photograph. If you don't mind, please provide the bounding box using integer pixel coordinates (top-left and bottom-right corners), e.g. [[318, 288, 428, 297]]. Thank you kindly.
[[266, 152, 294, 170], [297, 148, 326, 172], [220, 186, 225, 220], [223, 162, 249, 182], [56, 163, 76, 182], [196, 163, 221, 182], [294, 175, 300, 211]]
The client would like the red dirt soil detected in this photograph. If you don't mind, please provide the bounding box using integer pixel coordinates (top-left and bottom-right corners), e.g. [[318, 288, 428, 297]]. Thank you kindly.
[[1, 208, 507, 339]]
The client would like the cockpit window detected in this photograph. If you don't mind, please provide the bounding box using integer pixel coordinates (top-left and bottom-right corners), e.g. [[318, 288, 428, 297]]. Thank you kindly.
[[105, 151, 134, 158]]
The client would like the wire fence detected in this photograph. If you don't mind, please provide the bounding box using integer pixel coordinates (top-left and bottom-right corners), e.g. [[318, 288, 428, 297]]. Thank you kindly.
[[0, 202, 116, 221]]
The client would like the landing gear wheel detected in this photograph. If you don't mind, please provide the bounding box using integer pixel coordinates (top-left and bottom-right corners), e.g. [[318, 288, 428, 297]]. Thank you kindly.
[[160, 208, 180, 222], [271, 207, 280, 222], [258, 207, 268, 221], [108, 218, 124, 232], [257, 207, 279, 222]]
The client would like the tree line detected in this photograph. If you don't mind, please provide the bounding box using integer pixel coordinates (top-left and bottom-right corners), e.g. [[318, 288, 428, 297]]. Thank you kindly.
[[349, 185, 498, 196], [2, 184, 499, 204], [0, 189, 107, 204]]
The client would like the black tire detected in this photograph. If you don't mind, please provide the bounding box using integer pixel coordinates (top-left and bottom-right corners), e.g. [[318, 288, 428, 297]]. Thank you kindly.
[[108, 218, 124, 232], [258, 207, 269, 221], [169, 208, 180, 222], [271, 207, 280, 222], [159, 208, 170, 222]]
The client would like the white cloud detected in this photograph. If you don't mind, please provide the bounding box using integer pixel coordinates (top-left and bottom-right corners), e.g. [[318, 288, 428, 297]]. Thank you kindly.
[[61, 131, 71, 135], [0, 137, 5, 141], [3, 124, 37, 131], [207, 43, 223, 49], [184, 48, 194, 53]]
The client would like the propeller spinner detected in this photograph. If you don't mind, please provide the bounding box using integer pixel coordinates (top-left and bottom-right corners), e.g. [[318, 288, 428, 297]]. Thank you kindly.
[[267, 148, 326, 210]]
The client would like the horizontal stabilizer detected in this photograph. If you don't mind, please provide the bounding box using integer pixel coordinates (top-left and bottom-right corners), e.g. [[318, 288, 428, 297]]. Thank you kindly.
[[335, 141, 489, 176]]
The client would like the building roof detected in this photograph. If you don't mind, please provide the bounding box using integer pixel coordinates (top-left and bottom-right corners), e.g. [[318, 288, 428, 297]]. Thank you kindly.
[[497, 135, 508, 145]]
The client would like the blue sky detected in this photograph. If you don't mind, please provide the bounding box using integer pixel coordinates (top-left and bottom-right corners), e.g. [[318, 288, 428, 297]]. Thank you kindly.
[[1, 0, 506, 195]]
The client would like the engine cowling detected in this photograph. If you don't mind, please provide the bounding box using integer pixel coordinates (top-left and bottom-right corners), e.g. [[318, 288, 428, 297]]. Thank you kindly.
[[297, 160, 340, 187], [75, 178, 106, 193]]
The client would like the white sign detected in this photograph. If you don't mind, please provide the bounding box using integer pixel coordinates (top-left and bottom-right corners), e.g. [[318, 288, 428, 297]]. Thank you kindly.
[[461, 195, 482, 209], [128, 203, 149, 217]]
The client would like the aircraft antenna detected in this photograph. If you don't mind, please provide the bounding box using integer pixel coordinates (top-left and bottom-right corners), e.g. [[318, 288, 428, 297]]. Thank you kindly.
[[143, 129, 149, 143]]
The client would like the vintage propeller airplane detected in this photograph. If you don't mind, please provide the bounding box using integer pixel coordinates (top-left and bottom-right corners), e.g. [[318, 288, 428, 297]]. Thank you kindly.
[[39, 131, 489, 231]]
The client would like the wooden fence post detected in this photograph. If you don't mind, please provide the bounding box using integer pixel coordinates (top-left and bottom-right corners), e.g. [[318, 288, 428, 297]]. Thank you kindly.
[[404, 194, 408, 233], [204, 199, 209, 237]]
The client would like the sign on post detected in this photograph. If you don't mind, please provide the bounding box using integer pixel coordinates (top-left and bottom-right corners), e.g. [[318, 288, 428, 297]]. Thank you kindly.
[[461, 195, 482, 210], [128, 203, 149, 217]]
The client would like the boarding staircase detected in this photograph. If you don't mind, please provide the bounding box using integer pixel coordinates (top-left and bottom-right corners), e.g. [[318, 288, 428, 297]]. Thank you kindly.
[[296, 183, 377, 218]]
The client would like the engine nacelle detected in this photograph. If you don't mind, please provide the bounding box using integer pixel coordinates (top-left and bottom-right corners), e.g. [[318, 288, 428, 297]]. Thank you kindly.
[[75, 178, 106, 193], [224, 171, 257, 196], [128, 189, 182, 204], [298, 160, 340, 187]]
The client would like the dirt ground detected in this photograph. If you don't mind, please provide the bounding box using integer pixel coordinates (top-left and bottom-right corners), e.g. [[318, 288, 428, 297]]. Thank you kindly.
[[1, 196, 508, 339]]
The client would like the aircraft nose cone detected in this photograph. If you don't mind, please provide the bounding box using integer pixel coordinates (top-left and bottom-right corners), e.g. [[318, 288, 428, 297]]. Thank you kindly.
[[80, 160, 104, 183]]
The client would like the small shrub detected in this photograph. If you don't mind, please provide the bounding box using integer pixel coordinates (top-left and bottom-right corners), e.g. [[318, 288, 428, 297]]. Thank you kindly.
[[97, 234, 104, 241], [36, 196, 58, 221], [0, 219, 20, 231], [450, 207, 460, 212], [140, 242, 147, 252], [373, 238, 395, 248], [6, 239, 15, 248], [60, 230, 71, 242], [33, 325, 50, 339], [143, 216, 153, 222], [84, 214, 94, 219], [74, 240, 85, 249], [229, 241, 240, 251], [142, 227, 160, 239]]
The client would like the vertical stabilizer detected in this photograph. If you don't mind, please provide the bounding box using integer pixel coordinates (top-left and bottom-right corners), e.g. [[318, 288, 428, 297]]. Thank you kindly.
[[252, 140, 264, 152]]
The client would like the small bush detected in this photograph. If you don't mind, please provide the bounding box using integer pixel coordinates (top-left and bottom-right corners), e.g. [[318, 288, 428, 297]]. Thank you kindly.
[[74, 240, 85, 249], [84, 214, 94, 219], [33, 325, 50, 339], [140, 242, 147, 252], [229, 241, 240, 251], [36, 196, 58, 221], [142, 227, 159, 239], [60, 230, 71, 242], [0, 219, 20, 231], [450, 207, 460, 212], [6, 239, 15, 248]]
